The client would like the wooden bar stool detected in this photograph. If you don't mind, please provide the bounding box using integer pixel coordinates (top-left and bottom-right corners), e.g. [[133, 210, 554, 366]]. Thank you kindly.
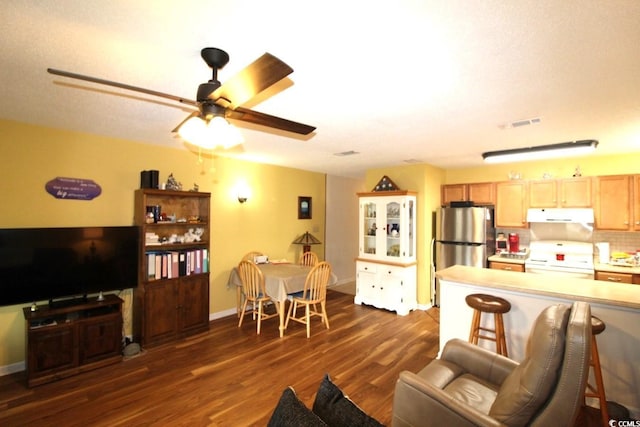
[[585, 316, 609, 427], [465, 293, 511, 357]]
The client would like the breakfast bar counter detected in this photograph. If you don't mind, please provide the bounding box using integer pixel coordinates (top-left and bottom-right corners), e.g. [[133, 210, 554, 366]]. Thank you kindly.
[[436, 265, 640, 417], [438, 264, 640, 309]]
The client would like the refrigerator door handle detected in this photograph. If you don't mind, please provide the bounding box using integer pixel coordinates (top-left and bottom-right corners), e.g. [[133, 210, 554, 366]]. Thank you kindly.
[[431, 238, 435, 267], [430, 237, 437, 307], [437, 240, 483, 246]]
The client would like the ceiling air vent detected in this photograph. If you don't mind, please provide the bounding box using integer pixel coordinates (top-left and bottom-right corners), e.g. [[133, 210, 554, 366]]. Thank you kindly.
[[505, 117, 541, 129], [334, 150, 360, 157]]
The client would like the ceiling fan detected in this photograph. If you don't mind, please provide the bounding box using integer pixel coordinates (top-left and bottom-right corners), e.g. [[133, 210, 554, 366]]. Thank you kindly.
[[47, 47, 315, 148]]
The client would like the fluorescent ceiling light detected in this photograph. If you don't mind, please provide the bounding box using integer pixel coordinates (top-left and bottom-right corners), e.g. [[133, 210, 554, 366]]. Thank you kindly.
[[482, 140, 598, 164]]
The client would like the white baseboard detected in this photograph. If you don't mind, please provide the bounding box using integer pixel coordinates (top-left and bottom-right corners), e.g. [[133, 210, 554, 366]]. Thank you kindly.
[[332, 277, 355, 286], [210, 307, 237, 321], [0, 360, 25, 376], [416, 302, 432, 311]]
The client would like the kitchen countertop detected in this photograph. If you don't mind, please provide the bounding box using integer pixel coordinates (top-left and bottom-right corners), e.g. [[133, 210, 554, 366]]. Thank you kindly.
[[436, 264, 640, 310], [488, 253, 640, 275], [594, 261, 640, 274]]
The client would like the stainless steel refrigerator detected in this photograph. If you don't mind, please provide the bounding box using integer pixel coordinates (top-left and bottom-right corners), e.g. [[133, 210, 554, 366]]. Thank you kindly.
[[431, 206, 495, 306]]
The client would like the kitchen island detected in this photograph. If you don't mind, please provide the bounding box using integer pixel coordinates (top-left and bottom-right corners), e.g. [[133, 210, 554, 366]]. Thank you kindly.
[[436, 265, 640, 418]]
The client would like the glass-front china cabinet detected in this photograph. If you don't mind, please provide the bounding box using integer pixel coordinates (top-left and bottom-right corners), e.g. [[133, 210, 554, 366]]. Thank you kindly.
[[355, 189, 417, 315]]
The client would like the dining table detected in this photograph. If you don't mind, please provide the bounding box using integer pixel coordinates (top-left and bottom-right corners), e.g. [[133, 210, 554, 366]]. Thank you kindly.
[[228, 262, 336, 337]]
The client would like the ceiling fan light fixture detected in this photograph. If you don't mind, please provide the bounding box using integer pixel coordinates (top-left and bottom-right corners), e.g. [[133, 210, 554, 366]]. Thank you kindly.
[[208, 116, 244, 149], [482, 140, 598, 164], [178, 115, 244, 150], [178, 116, 210, 147]]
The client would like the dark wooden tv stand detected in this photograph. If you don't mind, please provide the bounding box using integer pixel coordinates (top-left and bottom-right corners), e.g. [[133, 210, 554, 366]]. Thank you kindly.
[[22, 294, 123, 387]]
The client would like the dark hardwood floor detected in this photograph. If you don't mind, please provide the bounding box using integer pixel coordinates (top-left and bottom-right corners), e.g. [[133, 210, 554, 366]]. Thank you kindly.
[[0, 290, 440, 426]]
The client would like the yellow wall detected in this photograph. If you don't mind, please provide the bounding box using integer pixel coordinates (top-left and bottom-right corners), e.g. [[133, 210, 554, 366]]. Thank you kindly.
[[444, 153, 640, 184], [0, 119, 325, 367]]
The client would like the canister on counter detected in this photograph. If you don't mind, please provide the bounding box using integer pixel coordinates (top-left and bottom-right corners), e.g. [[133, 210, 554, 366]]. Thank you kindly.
[[508, 233, 519, 253], [496, 232, 508, 253]]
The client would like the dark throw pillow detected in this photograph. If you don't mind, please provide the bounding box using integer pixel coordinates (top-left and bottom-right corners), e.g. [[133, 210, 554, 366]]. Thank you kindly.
[[312, 374, 384, 427], [268, 387, 327, 427]]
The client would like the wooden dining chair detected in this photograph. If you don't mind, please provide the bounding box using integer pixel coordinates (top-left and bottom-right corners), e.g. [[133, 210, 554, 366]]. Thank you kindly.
[[237, 260, 278, 334], [298, 251, 318, 267], [236, 251, 265, 317], [285, 261, 332, 338]]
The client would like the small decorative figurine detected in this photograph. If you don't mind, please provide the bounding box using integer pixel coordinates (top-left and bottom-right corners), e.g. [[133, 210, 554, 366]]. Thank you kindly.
[[193, 227, 204, 241], [190, 183, 199, 192], [183, 227, 204, 243], [166, 173, 182, 191], [573, 166, 582, 177]]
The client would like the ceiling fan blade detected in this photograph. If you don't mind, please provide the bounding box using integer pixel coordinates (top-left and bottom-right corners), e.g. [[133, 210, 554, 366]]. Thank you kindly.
[[228, 107, 315, 135], [209, 53, 293, 108], [47, 68, 198, 107]]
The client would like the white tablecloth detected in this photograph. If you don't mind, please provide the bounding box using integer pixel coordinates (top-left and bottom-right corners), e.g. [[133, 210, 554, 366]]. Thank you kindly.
[[229, 262, 337, 337], [228, 263, 313, 302]]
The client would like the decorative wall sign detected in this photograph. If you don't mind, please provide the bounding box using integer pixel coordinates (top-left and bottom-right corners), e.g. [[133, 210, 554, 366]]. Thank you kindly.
[[45, 177, 102, 200], [298, 196, 312, 219]]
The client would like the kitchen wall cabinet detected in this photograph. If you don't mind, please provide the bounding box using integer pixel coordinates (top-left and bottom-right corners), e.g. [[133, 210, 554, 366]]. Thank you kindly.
[[529, 177, 592, 208], [595, 175, 632, 230], [133, 189, 210, 347], [495, 181, 528, 228], [441, 182, 495, 206], [441, 184, 466, 206], [634, 175, 640, 231], [442, 174, 631, 231], [356, 191, 417, 315]]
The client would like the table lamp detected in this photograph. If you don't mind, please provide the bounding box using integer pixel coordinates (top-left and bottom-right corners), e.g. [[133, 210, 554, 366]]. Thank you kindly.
[[292, 231, 321, 253]]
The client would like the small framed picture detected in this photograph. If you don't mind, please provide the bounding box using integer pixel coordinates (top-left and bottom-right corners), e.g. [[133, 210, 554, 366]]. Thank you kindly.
[[298, 196, 312, 219]]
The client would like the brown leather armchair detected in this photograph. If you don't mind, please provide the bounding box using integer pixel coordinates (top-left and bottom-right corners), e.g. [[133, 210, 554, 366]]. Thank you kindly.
[[392, 301, 591, 427]]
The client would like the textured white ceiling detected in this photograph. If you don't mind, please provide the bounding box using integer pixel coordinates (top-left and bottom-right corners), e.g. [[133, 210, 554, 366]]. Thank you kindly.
[[1, 1, 639, 178]]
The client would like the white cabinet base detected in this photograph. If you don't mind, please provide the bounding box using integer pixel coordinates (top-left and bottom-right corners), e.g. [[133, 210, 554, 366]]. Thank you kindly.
[[355, 261, 417, 315]]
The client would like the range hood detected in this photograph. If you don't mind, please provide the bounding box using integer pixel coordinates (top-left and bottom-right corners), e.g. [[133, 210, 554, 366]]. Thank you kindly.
[[526, 208, 594, 224]]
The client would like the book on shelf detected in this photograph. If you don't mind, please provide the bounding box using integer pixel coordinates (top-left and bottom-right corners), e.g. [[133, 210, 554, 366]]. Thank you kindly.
[[179, 252, 187, 276], [194, 249, 202, 274], [148, 253, 156, 279], [145, 249, 208, 281], [155, 254, 162, 280], [169, 251, 179, 279]]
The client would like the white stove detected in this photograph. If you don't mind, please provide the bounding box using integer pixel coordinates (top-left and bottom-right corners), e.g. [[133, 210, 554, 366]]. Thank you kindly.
[[525, 240, 594, 279]]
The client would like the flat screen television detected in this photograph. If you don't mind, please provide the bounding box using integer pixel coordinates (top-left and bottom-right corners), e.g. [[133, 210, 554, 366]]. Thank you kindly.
[[0, 226, 139, 307]]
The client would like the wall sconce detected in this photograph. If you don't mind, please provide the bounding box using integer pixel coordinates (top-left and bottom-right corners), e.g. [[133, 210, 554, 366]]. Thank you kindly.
[[482, 140, 598, 164], [236, 181, 251, 204], [292, 231, 322, 253]]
